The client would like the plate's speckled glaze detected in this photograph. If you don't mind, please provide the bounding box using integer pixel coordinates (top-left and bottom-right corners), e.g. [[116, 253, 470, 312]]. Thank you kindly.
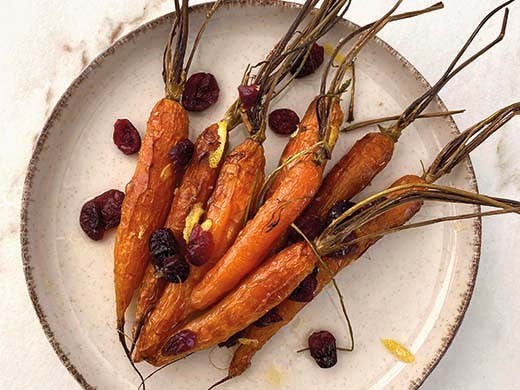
[[21, 1, 481, 389]]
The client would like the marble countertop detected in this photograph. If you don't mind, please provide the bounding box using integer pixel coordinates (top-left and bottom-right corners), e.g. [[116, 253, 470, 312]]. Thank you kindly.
[[1, 0, 519, 388]]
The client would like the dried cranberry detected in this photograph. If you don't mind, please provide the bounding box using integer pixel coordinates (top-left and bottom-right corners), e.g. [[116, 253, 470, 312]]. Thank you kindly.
[[161, 255, 190, 283], [238, 84, 259, 110], [163, 329, 197, 356], [329, 232, 357, 259], [290, 213, 325, 242], [169, 138, 194, 168], [254, 308, 283, 328], [113, 119, 141, 155], [308, 331, 338, 368], [291, 43, 324, 78], [218, 330, 246, 348], [98, 190, 125, 229], [289, 273, 318, 302], [326, 200, 356, 226], [182, 72, 219, 112], [79, 200, 105, 240], [79, 189, 125, 240], [186, 225, 214, 266], [268, 108, 300, 135], [149, 228, 178, 267]]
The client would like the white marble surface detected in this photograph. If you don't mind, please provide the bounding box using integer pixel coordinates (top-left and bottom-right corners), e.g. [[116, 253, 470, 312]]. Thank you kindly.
[[0, 0, 519, 389]]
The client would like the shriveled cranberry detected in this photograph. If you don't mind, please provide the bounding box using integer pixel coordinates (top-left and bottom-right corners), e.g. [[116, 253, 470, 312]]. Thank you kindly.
[[238, 84, 259, 110], [186, 225, 214, 266], [149, 228, 178, 267], [113, 119, 141, 155], [98, 189, 125, 229], [268, 108, 300, 135], [291, 43, 324, 78], [254, 308, 283, 328], [79, 189, 125, 240], [329, 232, 357, 259], [182, 72, 219, 112], [169, 138, 194, 168], [79, 200, 105, 240], [163, 329, 197, 355], [308, 330, 338, 368], [161, 255, 190, 283], [289, 272, 318, 302], [290, 213, 325, 242], [326, 199, 356, 226], [218, 329, 246, 348]]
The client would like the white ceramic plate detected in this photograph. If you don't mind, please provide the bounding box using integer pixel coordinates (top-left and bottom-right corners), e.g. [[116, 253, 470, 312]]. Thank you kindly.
[[21, 1, 481, 389]]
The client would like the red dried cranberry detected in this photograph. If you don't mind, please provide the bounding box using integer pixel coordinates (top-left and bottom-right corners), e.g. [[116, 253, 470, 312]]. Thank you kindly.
[[98, 190, 125, 229], [254, 308, 283, 328], [308, 331, 338, 368], [163, 329, 197, 355], [268, 108, 300, 135], [169, 138, 194, 168], [289, 273, 318, 302], [329, 232, 357, 259], [182, 72, 219, 112], [113, 119, 141, 155], [291, 43, 324, 78], [290, 213, 325, 242], [326, 200, 356, 226], [149, 228, 178, 267], [79, 189, 125, 240], [218, 329, 246, 348], [186, 225, 214, 266], [161, 255, 190, 283], [79, 200, 105, 240], [238, 84, 259, 110]]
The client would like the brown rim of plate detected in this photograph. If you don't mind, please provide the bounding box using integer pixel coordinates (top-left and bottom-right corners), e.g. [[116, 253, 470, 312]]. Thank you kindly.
[[20, 0, 481, 389]]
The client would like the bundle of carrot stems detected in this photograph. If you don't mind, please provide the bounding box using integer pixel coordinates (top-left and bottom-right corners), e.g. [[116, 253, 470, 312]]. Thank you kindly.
[[112, 0, 520, 387]]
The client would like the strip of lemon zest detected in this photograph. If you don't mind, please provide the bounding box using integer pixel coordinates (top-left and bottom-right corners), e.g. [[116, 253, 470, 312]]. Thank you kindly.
[[209, 120, 228, 168], [381, 339, 415, 363], [183, 203, 205, 242], [323, 43, 345, 64], [200, 219, 212, 231], [238, 338, 259, 346]]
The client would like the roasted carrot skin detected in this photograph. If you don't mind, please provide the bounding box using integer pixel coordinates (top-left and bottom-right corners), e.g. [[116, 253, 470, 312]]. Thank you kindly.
[[114, 98, 188, 325], [190, 99, 343, 311], [150, 241, 317, 367], [296, 131, 394, 235], [133, 138, 265, 361], [166, 123, 222, 246], [229, 174, 424, 377]]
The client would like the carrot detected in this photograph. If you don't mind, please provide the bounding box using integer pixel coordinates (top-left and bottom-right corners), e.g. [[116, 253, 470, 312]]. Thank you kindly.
[[114, 96, 188, 326], [190, 0, 406, 313], [151, 240, 317, 366], [295, 0, 511, 239], [133, 0, 354, 362], [227, 100, 520, 380]]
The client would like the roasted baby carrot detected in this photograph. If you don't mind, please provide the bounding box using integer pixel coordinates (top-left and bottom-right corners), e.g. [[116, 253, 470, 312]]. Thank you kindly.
[[295, 0, 512, 238], [190, 0, 405, 313], [227, 101, 520, 380]]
